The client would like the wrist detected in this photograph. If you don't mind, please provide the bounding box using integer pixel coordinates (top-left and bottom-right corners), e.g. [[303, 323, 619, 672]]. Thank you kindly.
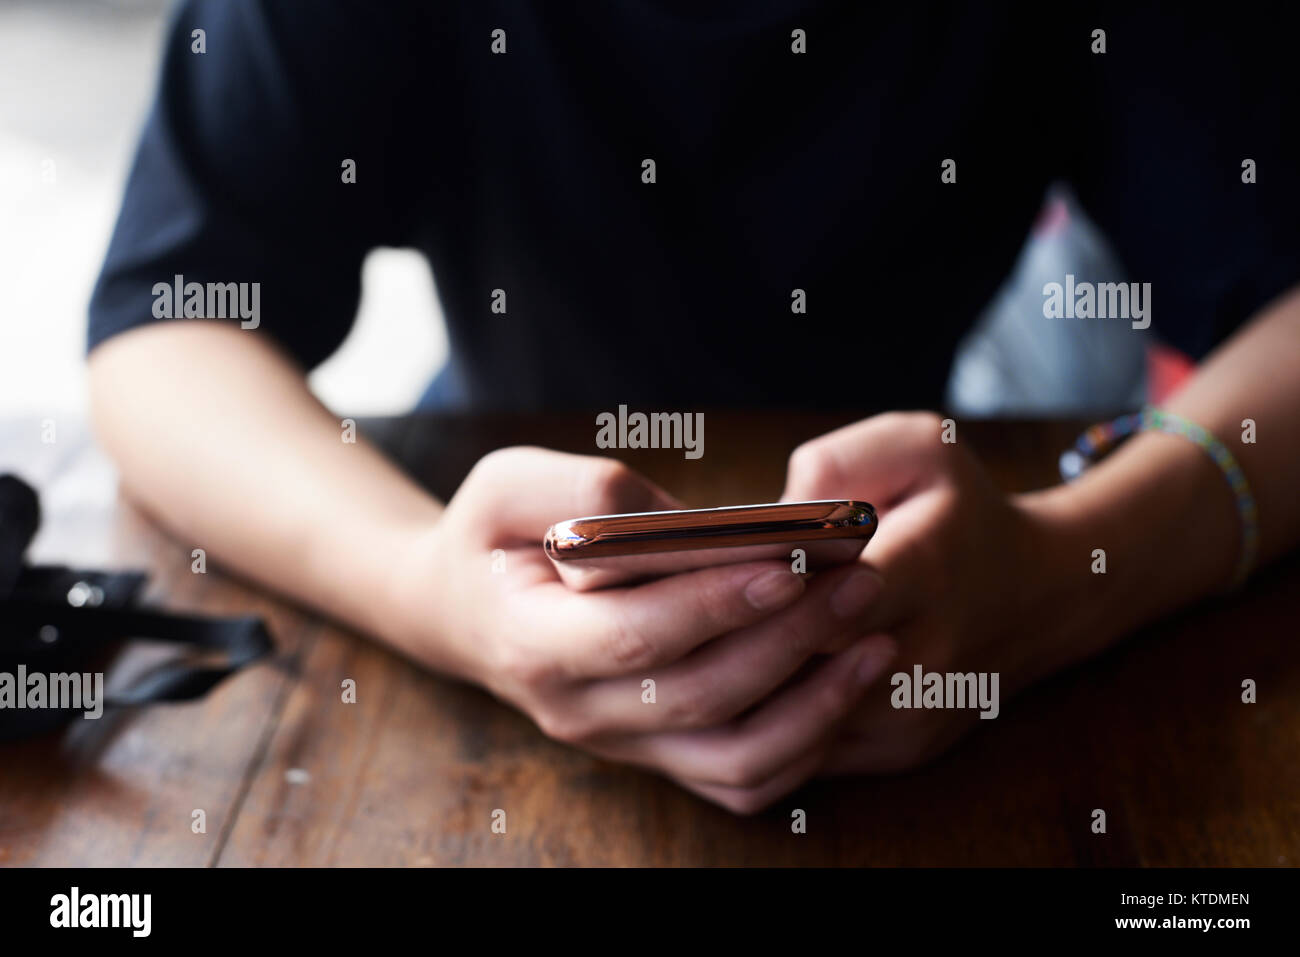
[[1007, 490, 1118, 685], [297, 498, 451, 665], [1016, 429, 1240, 666], [379, 516, 486, 682]]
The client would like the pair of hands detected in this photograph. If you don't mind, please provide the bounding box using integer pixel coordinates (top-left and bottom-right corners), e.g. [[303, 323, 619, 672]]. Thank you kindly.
[[391, 413, 1074, 813]]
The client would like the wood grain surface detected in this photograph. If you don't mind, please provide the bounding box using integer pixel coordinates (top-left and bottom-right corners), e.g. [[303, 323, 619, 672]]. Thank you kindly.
[[1, 413, 1296, 866]]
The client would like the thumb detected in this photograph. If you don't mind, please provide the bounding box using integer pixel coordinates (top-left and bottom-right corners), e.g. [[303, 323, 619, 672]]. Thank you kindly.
[[782, 412, 951, 509], [461, 446, 682, 546]]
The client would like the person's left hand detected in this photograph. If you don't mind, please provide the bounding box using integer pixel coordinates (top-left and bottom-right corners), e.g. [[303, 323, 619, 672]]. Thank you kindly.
[[780, 412, 1083, 776]]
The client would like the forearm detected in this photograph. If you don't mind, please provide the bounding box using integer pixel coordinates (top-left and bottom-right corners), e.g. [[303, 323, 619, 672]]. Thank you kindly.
[[1020, 284, 1300, 669], [88, 322, 443, 642]]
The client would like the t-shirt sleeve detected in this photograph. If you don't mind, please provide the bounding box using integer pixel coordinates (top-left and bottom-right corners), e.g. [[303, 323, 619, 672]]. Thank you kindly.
[[1063, 11, 1300, 359], [88, 0, 431, 369]]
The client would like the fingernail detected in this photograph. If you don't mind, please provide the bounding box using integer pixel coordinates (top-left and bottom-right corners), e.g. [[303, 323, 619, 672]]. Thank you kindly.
[[830, 568, 884, 619], [854, 637, 897, 686], [744, 569, 804, 611]]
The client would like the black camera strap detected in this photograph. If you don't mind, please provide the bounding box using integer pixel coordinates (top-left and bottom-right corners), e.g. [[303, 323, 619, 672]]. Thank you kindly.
[[4, 594, 273, 707], [0, 473, 272, 733]]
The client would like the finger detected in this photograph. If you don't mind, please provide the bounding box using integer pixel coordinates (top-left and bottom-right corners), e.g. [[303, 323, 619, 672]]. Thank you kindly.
[[590, 634, 897, 788], [461, 446, 682, 546], [849, 492, 946, 638], [820, 689, 979, 776], [808, 480, 957, 647], [781, 411, 950, 508], [523, 559, 808, 680], [818, 685, 904, 775], [673, 745, 828, 815], [570, 563, 887, 731]]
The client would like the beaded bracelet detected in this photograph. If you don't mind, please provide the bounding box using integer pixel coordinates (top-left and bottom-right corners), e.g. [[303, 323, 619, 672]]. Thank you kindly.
[[1059, 406, 1259, 588]]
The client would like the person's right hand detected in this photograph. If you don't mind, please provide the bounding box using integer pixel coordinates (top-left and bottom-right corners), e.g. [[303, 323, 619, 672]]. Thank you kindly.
[[386, 446, 896, 813]]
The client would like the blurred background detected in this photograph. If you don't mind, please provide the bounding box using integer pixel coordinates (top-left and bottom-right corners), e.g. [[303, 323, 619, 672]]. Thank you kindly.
[[1, 0, 1160, 423]]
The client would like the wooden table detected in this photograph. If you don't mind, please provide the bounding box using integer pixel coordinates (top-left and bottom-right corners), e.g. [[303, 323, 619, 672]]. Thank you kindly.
[[1, 413, 1297, 866]]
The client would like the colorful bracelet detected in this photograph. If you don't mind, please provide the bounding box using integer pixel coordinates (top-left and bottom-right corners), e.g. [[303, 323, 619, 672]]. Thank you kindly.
[[1059, 406, 1259, 588]]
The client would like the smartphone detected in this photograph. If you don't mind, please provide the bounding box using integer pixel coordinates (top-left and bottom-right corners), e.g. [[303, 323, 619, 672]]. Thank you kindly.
[[544, 500, 876, 590]]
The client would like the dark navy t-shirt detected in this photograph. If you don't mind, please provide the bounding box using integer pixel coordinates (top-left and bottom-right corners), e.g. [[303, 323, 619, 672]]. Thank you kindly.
[[88, 1, 1300, 411]]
